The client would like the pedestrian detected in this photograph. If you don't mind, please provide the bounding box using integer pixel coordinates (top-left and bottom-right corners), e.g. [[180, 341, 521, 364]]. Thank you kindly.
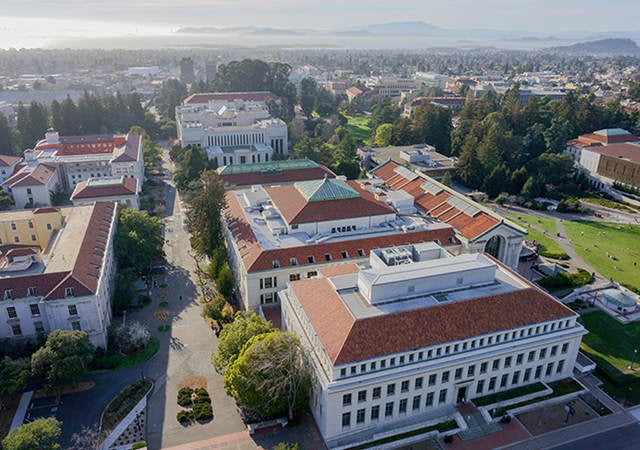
[[179, 295, 183, 301]]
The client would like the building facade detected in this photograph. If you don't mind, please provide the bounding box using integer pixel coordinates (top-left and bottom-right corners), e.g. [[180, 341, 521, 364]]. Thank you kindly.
[[70, 177, 139, 209], [0, 202, 117, 348], [2, 161, 60, 208], [281, 243, 586, 447]]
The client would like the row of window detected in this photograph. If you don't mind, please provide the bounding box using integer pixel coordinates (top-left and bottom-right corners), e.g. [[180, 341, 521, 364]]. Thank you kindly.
[[341, 345, 570, 407], [341, 361, 567, 429], [338, 322, 574, 378], [271, 250, 367, 269], [6, 303, 77, 319], [6, 222, 52, 231]]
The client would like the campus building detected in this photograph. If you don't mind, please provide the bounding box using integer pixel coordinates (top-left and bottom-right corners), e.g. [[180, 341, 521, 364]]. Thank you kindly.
[[2, 161, 60, 208], [565, 128, 640, 193], [371, 160, 525, 269], [176, 92, 288, 166], [218, 159, 335, 188], [0, 202, 117, 348], [70, 176, 139, 209], [223, 176, 458, 311], [281, 242, 586, 447]]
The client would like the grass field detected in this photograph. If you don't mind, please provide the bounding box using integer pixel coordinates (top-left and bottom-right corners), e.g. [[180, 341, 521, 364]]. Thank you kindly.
[[343, 114, 372, 146], [507, 213, 568, 259], [507, 213, 558, 235], [563, 221, 640, 291]]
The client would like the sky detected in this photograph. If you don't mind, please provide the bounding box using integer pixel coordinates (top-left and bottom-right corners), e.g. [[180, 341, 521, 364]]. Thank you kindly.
[[1, 0, 639, 48]]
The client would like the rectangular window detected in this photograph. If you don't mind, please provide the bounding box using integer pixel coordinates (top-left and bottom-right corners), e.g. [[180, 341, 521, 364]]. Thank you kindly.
[[438, 389, 447, 404], [307, 255, 315, 263], [480, 362, 488, 374], [272, 260, 280, 268], [546, 363, 554, 376], [263, 277, 273, 289], [4, 289, 13, 300], [528, 351, 536, 362], [492, 359, 500, 371], [455, 368, 463, 380], [399, 398, 408, 414], [47, 223, 52, 230], [68, 305, 78, 316], [31, 235, 37, 241], [340, 368, 346, 377], [6, 306, 17, 318], [350, 366, 356, 375], [11, 324, 22, 336], [34, 321, 44, 333], [29, 304, 40, 316], [10, 222, 16, 230], [358, 390, 366, 403], [71, 321, 81, 331], [387, 384, 396, 396], [343, 393, 352, 406], [27, 287, 36, 296], [385, 402, 394, 417], [372, 387, 381, 399], [370, 362, 377, 371], [289, 273, 301, 282], [557, 360, 565, 373], [415, 377, 423, 390], [426, 392, 434, 407], [539, 348, 547, 360], [65, 287, 75, 297], [500, 374, 508, 388], [516, 353, 524, 365], [512, 371, 520, 385], [476, 380, 485, 394], [535, 365, 543, 379], [412, 395, 421, 411], [488, 377, 496, 391], [290, 257, 298, 266], [380, 360, 386, 369], [390, 357, 396, 366], [342, 412, 351, 428], [371, 405, 380, 420], [399, 355, 405, 364], [13, 236, 19, 243], [356, 409, 365, 424], [561, 343, 569, 354], [360, 364, 366, 373], [428, 374, 436, 386], [504, 356, 512, 368], [467, 365, 475, 377], [357, 249, 365, 257], [551, 345, 558, 357], [306, 271, 317, 278], [401, 380, 409, 393], [524, 368, 532, 382], [442, 371, 450, 383]]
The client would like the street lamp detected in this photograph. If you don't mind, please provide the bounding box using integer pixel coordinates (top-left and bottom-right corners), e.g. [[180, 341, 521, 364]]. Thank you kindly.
[[629, 349, 638, 370]]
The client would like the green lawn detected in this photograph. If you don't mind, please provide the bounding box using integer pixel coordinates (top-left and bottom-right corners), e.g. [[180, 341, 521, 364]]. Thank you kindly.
[[563, 221, 640, 291], [580, 311, 640, 383], [507, 213, 558, 235], [346, 123, 372, 146]]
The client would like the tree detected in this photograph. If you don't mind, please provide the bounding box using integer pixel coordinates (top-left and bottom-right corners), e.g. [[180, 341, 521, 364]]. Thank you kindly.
[[521, 176, 545, 199], [298, 78, 317, 118], [0, 190, 13, 210], [67, 423, 102, 450], [0, 356, 29, 409], [114, 208, 163, 272], [483, 164, 509, 199], [373, 123, 393, 147], [224, 331, 311, 420], [188, 170, 227, 257], [441, 171, 453, 187], [0, 113, 16, 155], [212, 311, 273, 374], [216, 264, 234, 299], [31, 330, 94, 391], [1, 417, 61, 450]]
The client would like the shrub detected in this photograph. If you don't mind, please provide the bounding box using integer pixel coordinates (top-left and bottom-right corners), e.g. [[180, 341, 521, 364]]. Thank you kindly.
[[113, 321, 151, 354], [193, 402, 213, 421], [176, 410, 193, 424], [177, 387, 193, 407], [132, 442, 147, 450], [274, 444, 301, 450], [202, 294, 226, 322], [538, 268, 594, 290]]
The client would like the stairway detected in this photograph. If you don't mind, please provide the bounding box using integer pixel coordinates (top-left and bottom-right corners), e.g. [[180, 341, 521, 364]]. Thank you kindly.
[[457, 411, 502, 441]]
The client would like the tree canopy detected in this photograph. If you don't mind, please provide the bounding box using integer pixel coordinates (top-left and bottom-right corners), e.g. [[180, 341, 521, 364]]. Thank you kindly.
[[188, 170, 227, 257], [1, 418, 61, 450], [114, 207, 164, 273]]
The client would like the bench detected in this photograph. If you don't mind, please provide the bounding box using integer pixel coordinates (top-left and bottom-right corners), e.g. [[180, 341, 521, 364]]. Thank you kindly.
[[247, 417, 288, 434]]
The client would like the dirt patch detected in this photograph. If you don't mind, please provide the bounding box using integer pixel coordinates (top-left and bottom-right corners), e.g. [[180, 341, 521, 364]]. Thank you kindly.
[[517, 398, 596, 435], [33, 381, 96, 399], [155, 309, 170, 323], [179, 376, 208, 390], [0, 395, 20, 441]]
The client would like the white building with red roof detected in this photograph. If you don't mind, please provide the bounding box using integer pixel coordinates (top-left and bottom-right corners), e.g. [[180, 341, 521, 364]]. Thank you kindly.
[[71, 177, 139, 209], [370, 160, 526, 269], [224, 176, 458, 311], [176, 92, 288, 166], [0, 202, 117, 348], [281, 242, 586, 447], [0, 154, 22, 184], [2, 158, 60, 208], [31, 131, 144, 193]]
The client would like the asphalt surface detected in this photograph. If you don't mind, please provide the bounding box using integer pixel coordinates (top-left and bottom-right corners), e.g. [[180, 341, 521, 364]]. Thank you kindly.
[[549, 423, 640, 450]]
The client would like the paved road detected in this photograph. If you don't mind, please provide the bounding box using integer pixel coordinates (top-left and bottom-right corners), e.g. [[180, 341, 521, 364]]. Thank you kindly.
[[549, 423, 640, 450], [58, 145, 245, 449]]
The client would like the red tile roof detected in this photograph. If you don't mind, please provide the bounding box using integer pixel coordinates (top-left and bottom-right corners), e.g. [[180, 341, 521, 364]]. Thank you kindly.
[[4, 247, 39, 258], [265, 180, 394, 225], [184, 91, 277, 104], [71, 177, 137, 200], [2, 163, 57, 188], [33, 207, 60, 214], [221, 166, 336, 187], [291, 278, 576, 365], [111, 134, 141, 163], [319, 263, 360, 277], [224, 191, 457, 273], [0, 154, 21, 167], [585, 142, 640, 165]]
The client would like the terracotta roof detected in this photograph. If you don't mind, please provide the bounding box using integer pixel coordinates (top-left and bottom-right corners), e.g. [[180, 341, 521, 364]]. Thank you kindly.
[[225, 191, 457, 273], [0, 154, 21, 167], [71, 177, 137, 200], [58, 134, 115, 144], [265, 180, 394, 225], [111, 134, 141, 163], [33, 207, 60, 214], [371, 160, 504, 240], [4, 247, 39, 258], [0, 201, 117, 303], [574, 131, 639, 146], [184, 91, 277, 104], [585, 142, 640, 165], [291, 279, 576, 365], [221, 166, 335, 187], [2, 163, 57, 188], [319, 263, 360, 277]]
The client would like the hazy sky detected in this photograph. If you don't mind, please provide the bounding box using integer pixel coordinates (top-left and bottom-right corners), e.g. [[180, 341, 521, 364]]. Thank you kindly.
[[2, 0, 640, 33]]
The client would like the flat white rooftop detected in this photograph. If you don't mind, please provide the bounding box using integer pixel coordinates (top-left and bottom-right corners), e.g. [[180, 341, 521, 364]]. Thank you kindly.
[[44, 205, 94, 273]]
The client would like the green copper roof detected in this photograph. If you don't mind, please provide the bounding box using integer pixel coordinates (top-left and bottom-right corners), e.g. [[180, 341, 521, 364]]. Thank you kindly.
[[217, 159, 319, 175], [594, 128, 631, 137], [295, 176, 360, 202]]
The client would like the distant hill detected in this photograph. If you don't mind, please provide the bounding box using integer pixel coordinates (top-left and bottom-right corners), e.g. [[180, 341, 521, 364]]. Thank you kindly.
[[177, 26, 301, 36], [547, 38, 640, 54]]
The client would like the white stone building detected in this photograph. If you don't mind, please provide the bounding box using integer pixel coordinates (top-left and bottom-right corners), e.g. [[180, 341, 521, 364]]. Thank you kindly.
[[2, 161, 60, 208], [371, 161, 525, 269], [176, 91, 288, 165], [0, 202, 117, 348], [223, 177, 458, 311], [0, 155, 22, 184], [281, 242, 586, 448]]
